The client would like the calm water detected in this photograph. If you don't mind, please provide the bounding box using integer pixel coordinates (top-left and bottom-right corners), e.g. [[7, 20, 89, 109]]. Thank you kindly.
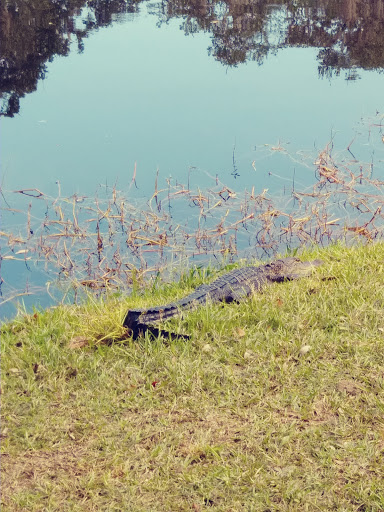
[[1, 0, 384, 319]]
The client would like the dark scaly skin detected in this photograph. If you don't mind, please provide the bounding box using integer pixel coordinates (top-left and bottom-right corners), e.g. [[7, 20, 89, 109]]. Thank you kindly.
[[124, 257, 323, 339]]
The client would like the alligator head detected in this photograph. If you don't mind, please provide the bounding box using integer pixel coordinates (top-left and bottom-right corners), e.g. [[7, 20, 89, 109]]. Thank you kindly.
[[267, 257, 323, 282]]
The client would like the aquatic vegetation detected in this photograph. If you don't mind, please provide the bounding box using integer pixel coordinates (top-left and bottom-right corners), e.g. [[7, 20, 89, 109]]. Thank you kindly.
[[1, 125, 383, 306]]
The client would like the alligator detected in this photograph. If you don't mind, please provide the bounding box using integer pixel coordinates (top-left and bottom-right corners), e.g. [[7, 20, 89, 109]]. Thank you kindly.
[[123, 257, 323, 339]]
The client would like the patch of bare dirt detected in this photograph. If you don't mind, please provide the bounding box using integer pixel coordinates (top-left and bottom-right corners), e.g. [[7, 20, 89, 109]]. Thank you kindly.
[[1, 444, 89, 505]]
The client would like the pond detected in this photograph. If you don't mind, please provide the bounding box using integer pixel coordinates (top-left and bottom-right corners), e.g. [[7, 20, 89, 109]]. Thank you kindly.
[[1, 0, 384, 320]]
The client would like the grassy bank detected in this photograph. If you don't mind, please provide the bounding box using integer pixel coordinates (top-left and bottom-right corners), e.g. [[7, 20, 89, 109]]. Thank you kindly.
[[1, 242, 384, 511]]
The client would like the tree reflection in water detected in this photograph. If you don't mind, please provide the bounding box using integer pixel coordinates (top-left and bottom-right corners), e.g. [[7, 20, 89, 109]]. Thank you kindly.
[[1, 0, 383, 116]]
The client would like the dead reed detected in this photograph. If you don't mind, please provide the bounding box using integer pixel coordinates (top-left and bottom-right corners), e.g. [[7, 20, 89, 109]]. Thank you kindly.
[[1, 122, 383, 307]]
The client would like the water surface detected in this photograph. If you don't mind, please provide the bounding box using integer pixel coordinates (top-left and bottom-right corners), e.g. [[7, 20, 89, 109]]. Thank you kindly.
[[1, 0, 383, 319]]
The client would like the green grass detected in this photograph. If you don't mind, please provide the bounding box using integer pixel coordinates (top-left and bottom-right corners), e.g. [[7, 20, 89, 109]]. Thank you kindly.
[[1, 242, 384, 511]]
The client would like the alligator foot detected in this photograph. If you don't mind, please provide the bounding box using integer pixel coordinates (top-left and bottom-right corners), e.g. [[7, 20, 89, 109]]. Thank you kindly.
[[128, 323, 190, 341]]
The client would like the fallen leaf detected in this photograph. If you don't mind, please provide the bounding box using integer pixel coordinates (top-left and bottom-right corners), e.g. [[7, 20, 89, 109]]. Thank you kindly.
[[234, 327, 246, 338], [69, 337, 89, 349], [299, 345, 311, 356]]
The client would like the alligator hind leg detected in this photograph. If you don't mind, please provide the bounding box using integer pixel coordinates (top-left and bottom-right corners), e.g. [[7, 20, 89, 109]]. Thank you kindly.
[[129, 323, 190, 341]]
